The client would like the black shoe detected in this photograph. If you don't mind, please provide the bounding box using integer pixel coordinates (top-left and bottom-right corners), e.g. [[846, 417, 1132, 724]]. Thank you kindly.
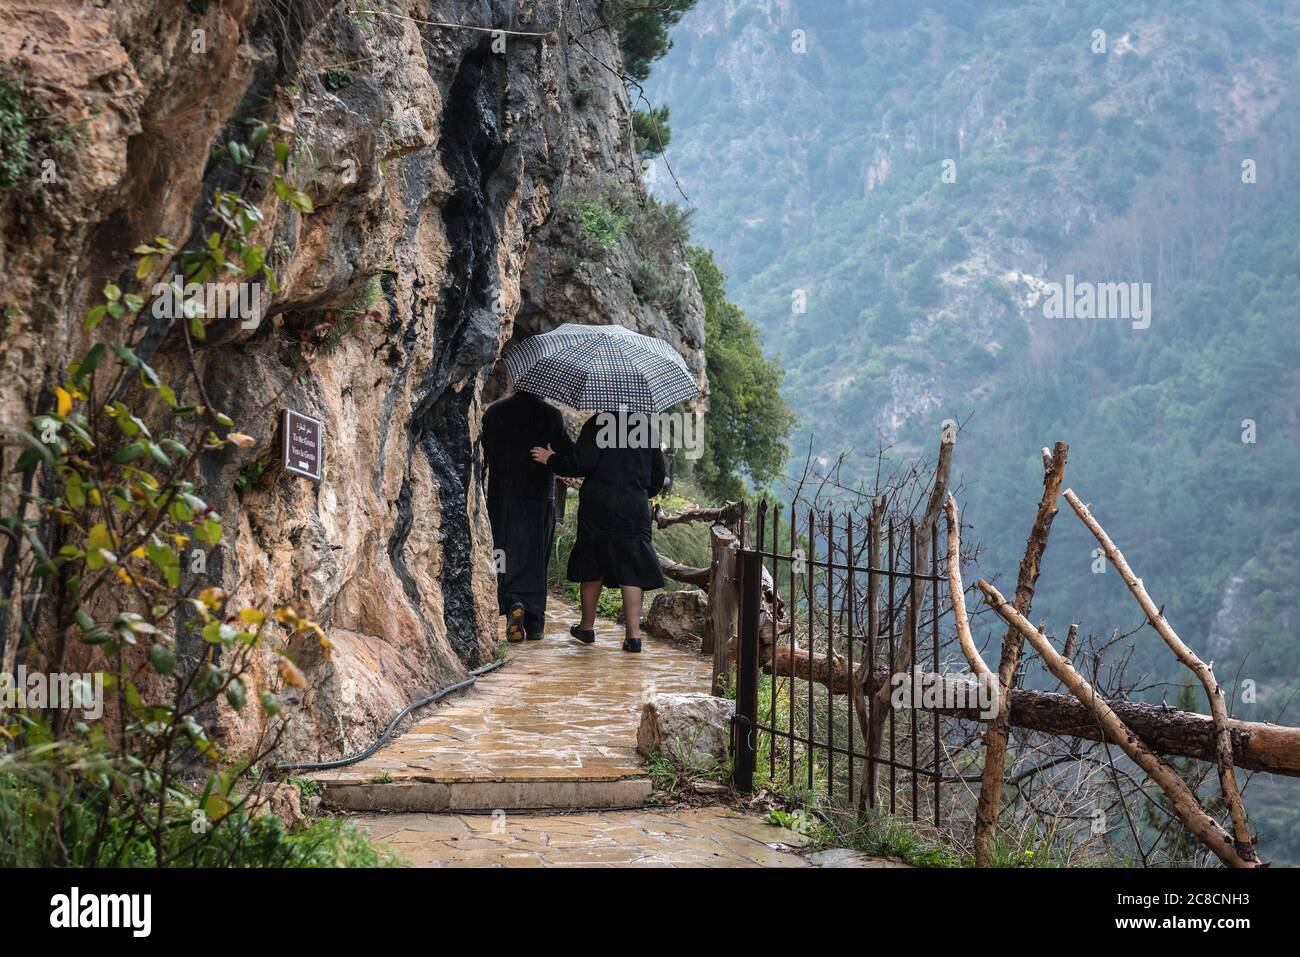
[[526, 631, 544, 641], [570, 623, 596, 644], [622, 637, 642, 653], [507, 602, 526, 643]]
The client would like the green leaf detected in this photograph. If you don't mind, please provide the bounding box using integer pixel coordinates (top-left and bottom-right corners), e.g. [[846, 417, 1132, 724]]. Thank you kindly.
[[102, 283, 121, 302], [110, 343, 140, 368], [65, 473, 86, 508], [78, 343, 107, 376], [202, 620, 236, 646], [84, 305, 107, 331], [111, 440, 146, 464], [149, 642, 176, 676], [260, 691, 281, 716], [146, 537, 181, 588], [74, 608, 95, 631], [196, 518, 222, 548], [135, 255, 155, 280], [225, 677, 247, 711], [146, 441, 172, 469]]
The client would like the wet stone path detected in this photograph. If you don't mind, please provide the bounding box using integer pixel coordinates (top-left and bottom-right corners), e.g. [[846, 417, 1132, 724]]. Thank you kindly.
[[319, 599, 898, 867]]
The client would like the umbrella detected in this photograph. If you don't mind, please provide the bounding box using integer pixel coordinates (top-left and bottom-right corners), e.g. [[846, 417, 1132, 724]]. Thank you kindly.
[[501, 323, 699, 414]]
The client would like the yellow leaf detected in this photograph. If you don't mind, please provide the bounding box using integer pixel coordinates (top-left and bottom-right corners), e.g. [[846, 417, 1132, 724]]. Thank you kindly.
[[116, 568, 133, 584], [131, 546, 147, 560], [55, 387, 72, 417], [198, 586, 226, 610], [227, 432, 256, 449], [273, 606, 299, 626], [277, 657, 306, 688], [171, 534, 190, 548], [238, 608, 265, 625]]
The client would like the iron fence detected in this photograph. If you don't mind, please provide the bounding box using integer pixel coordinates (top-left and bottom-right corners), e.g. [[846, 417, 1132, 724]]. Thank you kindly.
[[731, 499, 951, 823]]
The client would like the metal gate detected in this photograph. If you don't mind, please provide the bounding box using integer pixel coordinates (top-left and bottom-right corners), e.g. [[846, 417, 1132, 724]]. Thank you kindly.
[[731, 500, 948, 823]]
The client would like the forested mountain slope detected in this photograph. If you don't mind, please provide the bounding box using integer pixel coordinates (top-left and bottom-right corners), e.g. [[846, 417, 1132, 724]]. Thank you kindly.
[[648, 0, 1300, 721]]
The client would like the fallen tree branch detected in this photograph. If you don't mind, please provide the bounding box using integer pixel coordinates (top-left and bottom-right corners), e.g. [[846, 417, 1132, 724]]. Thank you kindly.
[[722, 636, 1300, 777], [978, 578, 1261, 868], [653, 500, 742, 530], [657, 553, 709, 589], [1064, 488, 1258, 865]]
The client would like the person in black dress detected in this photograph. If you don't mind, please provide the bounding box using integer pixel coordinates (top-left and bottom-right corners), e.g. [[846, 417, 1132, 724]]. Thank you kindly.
[[531, 410, 667, 653], [482, 390, 574, 642]]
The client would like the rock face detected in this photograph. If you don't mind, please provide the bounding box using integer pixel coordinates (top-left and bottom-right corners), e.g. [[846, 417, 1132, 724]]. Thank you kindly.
[[643, 588, 708, 644], [637, 692, 734, 771], [0, 1, 705, 761]]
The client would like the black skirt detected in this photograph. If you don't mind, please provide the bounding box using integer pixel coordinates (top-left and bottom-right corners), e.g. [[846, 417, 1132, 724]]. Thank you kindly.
[[566, 534, 665, 589]]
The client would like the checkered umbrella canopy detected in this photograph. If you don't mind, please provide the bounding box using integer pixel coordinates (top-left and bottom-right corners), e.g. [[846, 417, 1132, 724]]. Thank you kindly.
[[501, 323, 699, 413]]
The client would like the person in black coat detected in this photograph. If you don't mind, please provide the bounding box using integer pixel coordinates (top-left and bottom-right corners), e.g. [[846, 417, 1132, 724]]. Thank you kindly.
[[531, 410, 667, 653], [482, 390, 574, 642]]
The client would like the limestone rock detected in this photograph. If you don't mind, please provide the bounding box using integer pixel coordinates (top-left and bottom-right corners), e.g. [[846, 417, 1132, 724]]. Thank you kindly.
[[0, 1, 706, 764], [253, 782, 307, 829], [644, 588, 708, 643], [637, 692, 734, 770]]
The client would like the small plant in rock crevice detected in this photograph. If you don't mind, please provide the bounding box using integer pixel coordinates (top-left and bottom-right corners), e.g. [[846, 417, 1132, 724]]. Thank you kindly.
[[0, 63, 81, 195]]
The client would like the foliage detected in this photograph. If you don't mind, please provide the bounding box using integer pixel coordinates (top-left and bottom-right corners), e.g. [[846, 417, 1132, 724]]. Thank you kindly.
[[286, 273, 385, 355], [0, 122, 381, 867], [645, 743, 729, 801], [0, 743, 394, 867], [0, 63, 78, 193], [687, 247, 794, 501], [633, 105, 672, 157], [611, 0, 697, 83], [575, 199, 626, 246]]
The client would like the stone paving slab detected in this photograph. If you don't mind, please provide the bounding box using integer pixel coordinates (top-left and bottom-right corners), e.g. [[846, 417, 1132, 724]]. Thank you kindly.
[[354, 806, 903, 868], [315, 602, 713, 811]]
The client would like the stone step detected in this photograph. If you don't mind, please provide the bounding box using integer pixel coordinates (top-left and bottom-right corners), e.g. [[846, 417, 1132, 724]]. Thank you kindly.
[[319, 776, 653, 813]]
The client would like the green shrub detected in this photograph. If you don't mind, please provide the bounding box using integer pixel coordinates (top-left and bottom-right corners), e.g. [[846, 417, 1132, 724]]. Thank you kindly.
[[576, 200, 626, 246]]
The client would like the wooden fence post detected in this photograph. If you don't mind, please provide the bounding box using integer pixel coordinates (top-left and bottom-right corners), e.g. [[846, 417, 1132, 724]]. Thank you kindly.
[[707, 524, 739, 692]]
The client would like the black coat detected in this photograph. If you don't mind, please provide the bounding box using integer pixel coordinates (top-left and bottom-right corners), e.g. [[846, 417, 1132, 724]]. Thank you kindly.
[[481, 391, 574, 631], [482, 391, 573, 501], [549, 415, 667, 540]]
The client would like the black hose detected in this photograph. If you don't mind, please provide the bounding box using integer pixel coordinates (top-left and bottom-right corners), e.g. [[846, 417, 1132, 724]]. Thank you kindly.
[[274, 658, 507, 774]]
